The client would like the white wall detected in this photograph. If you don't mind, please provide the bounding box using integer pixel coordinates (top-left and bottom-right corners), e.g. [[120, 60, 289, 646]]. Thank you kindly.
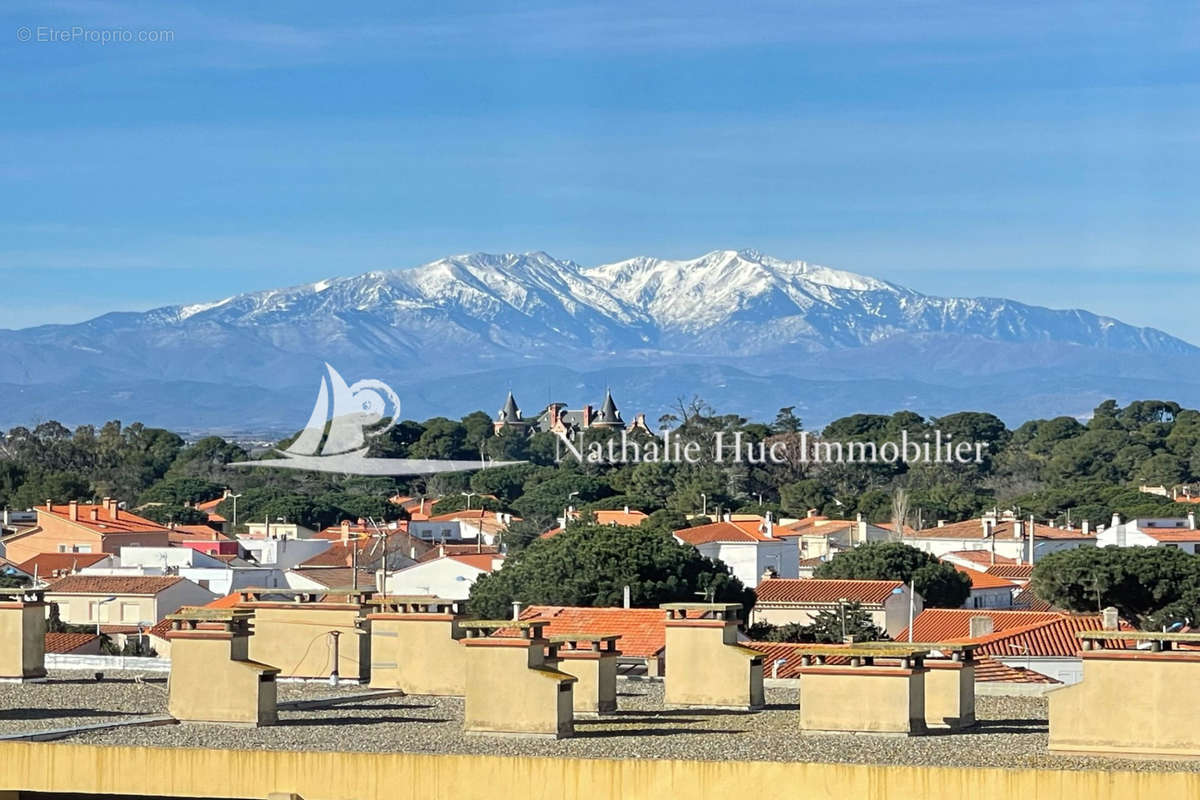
[[997, 656, 1083, 685], [238, 537, 330, 570], [383, 559, 487, 601], [687, 539, 799, 589]]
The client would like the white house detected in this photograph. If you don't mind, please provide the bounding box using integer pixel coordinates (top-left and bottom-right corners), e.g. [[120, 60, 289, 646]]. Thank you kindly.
[[1096, 512, 1200, 553], [751, 578, 922, 638], [904, 510, 1094, 563], [237, 536, 331, 570], [673, 515, 799, 589], [78, 546, 283, 595], [383, 553, 505, 601]]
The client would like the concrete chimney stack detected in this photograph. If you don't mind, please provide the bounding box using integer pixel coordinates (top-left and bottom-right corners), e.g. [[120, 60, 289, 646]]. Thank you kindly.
[[68, 500, 78, 521], [968, 615, 994, 638], [1082, 519, 1091, 537], [1189, 511, 1196, 531], [1102, 606, 1119, 631]]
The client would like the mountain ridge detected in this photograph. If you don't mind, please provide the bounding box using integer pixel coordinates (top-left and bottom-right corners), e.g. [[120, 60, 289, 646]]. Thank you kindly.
[[1, 249, 1195, 430]]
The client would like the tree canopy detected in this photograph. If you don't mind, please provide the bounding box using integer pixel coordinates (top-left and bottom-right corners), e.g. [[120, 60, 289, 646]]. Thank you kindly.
[[466, 521, 755, 619], [813, 542, 971, 608]]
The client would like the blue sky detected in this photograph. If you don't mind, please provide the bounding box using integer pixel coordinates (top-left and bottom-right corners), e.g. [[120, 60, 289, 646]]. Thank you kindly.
[[2, 1, 1198, 340]]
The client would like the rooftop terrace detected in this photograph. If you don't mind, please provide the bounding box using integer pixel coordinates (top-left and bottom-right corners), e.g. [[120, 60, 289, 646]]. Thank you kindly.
[[1, 670, 1197, 774]]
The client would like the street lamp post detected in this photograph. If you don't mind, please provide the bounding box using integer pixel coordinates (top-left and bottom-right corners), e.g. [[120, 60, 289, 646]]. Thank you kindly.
[[461, 491, 477, 511], [96, 596, 117, 636], [838, 597, 848, 641], [700, 492, 707, 517], [229, 492, 243, 531]]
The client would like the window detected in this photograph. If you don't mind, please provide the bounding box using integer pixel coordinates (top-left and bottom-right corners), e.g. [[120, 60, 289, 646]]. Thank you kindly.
[[58, 545, 68, 553], [87, 601, 98, 620], [121, 603, 139, 623]]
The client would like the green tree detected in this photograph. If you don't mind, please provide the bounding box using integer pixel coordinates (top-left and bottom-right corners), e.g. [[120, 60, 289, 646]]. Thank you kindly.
[[804, 602, 888, 643], [814, 542, 971, 608], [467, 522, 755, 619], [1030, 546, 1200, 624]]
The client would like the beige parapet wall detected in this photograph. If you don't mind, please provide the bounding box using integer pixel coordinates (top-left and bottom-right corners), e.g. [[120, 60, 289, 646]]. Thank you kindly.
[[0, 589, 46, 681], [799, 664, 927, 735], [662, 603, 764, 710], [461, 620, 577, 738], [237, 589, 374, 681], [1050, 646, 1200, 757], [166, 610, 279, 726], [548, 634, 621, 714], [367, 596, 466, 695], [1, 742, 1199, 800]]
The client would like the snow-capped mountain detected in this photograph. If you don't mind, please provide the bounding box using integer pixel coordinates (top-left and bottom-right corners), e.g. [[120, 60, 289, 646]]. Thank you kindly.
[[1, 249, 1196, 430]]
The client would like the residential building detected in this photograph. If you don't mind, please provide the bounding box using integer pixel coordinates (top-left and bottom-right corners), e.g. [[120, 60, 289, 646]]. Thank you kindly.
[[409, 510, 513, 546], [896, 608, 1132, 684], [45, 574, 217, 629], [752, 578, 921, 638], [673, 515, 799, 589], [242, 521, 318, 540], [286, 567, 378, 592], [1096, 512, 1200, 553], [495, 390, 652, 437], [383, 552, 504, 601], [236, 536, 331, 571], [2, 500, 172, 565], [952, 565, 1018, 609], [904, 510, 1094, 563], [78, 546, 281, 595], [775, 512, 895, 559], [17, 552, 109, 583], [0, 556, 34, 586]]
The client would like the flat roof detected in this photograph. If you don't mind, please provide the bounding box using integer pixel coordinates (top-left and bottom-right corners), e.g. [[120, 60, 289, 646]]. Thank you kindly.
[[1, 670, 1197, 774]]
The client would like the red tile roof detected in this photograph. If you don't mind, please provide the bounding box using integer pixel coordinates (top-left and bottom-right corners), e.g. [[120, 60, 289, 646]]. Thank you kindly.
[[17, 552, 108, 577], [897, 608, 1134, 657], [909, 518, 1091, 541], [46, 574, 185, 595], [756, 578, 905, 606], [952, 565, 1018, 590], [674, 520, 776, 545], [168, 524, 227, 541], [987, 564, 1034, 581], [194, 497, 225, 512], [205, 592, 242, 609], [897, 609, 1065, 642], [956, 615, 1134, 658], [415, 545, 501, 564], [592, 509, 649, 527], [289, 567, 377, 589], [1012, 587, 1055, 612], [44, 632, 100, 654], [518, 605, 665, 659], [446, 553, 503, 572], [39, 503, 170, 535], [942, 550, 1017, 568], [747, 641, 1060, 683]]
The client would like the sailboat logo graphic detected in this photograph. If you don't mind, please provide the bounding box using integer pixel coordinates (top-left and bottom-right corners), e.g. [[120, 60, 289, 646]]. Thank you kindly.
[[233, 364, 516, 476]]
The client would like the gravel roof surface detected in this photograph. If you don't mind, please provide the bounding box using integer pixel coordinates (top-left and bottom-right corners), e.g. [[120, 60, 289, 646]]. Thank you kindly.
[[6, 673, 1197, 772]]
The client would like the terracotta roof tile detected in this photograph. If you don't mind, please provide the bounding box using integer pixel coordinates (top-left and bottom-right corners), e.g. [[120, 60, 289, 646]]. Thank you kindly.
[[446, 553, 503, 572], [988, 564, 1034, 581], [39, 503, 171, 535], [942, 550, 1017, 568], [952, 565, 1018, 590], [756, 578, 905, 606], [44, 632, 100, 654], [674, 520, 776, 545], [415, 545, 501, 564], [908, 518, 1091, 541], [747, 641, 1060, 683], [17, 552, 107, 577], [896, 609, 1064, 642], [517, 605, 665, 659], [46, 574, 185, 595]]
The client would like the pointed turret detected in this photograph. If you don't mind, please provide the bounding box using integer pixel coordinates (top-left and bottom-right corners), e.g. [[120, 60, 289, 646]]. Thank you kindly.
[[493, 391, 530, 434], [591, 389, 625, 429]]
